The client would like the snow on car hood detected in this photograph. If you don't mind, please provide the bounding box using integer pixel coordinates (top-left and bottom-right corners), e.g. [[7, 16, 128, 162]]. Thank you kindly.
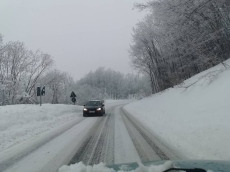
[[59, 160, 230, 172], [59, 161, 173, 172]]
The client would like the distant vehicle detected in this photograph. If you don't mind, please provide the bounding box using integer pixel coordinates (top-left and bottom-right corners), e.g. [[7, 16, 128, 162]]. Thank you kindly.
[[83, 100, 105, 117]]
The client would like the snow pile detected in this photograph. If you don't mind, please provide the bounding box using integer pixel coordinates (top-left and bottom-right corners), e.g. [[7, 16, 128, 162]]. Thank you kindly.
[[124, 60, 230, 160], [105, 99, 134, 106], [59, 161, 173, 172], [0, 104, 82, 152]]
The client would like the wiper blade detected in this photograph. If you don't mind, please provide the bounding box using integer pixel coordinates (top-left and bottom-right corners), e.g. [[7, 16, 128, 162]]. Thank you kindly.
[[163, 168, 206, 172]]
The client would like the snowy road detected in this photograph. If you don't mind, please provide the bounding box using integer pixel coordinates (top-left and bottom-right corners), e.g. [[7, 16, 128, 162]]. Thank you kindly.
[[0, 103, 179, 172]]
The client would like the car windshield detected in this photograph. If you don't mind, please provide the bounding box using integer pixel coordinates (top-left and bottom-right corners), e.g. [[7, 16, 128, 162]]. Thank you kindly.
[[86, 101, 101, 106], [0, 0, 229, 172]]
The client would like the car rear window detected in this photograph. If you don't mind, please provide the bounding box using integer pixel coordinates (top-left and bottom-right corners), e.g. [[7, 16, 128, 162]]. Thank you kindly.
[[86, 101, 101, 106]]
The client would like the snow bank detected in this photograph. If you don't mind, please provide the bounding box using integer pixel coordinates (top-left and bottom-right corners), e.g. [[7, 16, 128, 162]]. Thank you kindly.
[[124, 60, 230, 160], [105, 99, 134, 106], [59, 161, 173, 172], [0, 104, 82, 152]]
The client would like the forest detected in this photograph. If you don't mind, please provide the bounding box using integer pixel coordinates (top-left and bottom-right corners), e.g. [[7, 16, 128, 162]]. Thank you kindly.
[[0, 36, 150, 105], [130, 0, 230, 93], [0, 36, 75, 105], [1, 0, 230, 105], [74, 67, 151, 104]]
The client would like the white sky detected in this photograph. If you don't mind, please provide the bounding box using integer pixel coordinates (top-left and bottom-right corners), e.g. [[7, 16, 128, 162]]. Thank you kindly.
[[0, 0, 145, 80]]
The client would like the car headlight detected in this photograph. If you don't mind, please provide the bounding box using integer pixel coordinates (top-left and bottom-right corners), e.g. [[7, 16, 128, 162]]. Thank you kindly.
[[96, 108, 101, 111], [83, 108, 87, 111]]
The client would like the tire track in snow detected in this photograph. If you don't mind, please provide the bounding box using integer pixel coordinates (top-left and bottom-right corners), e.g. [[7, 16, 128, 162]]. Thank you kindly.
[[89, 113, 115, 165], [68, 105, 180, 167], [121, 107, 180, 161], [0, 117, 86, 172], [69, 110, 115, 166]]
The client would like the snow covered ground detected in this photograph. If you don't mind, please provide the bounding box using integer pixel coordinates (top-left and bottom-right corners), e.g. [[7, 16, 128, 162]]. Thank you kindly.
[[55, 61, 230, 172], [0, 100, 132, 172], [0, 100, 130, 153], [124, 59, 230, 160], [0, 104, 83, 152], [1, 58, 230, 172]]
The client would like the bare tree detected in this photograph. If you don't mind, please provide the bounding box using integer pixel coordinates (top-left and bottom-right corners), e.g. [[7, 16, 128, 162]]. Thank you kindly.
[[0, 38, 54, 105], [24, 50, 53, 98]]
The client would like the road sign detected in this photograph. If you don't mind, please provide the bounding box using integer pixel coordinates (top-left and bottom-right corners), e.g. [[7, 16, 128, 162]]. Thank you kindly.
[[37, 87, 41, 96], [37, 86, 45, 106], [41, 87, 45, 96], [70, 91, 76, 98], [37, 87, 45, 96]]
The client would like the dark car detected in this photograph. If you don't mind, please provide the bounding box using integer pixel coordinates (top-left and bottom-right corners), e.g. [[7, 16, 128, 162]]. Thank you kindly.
[[83, 100, 105, 117]]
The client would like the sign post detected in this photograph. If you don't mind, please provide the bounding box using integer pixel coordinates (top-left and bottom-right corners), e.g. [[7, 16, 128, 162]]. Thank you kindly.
[[37, 86, 45, 106], [70, 91, 77, 105]]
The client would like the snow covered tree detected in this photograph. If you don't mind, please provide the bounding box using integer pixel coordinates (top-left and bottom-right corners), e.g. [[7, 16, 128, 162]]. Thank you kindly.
[[0, 37, 54, 105], [130, 0, 230, 93], [74, 67, 151, 105], [24, 50, 53, 98], [37, 70, 75, 104]]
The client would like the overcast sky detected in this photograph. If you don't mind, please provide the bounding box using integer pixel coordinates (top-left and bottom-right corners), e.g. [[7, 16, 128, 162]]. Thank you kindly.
[[0, 0, 145, 80]]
